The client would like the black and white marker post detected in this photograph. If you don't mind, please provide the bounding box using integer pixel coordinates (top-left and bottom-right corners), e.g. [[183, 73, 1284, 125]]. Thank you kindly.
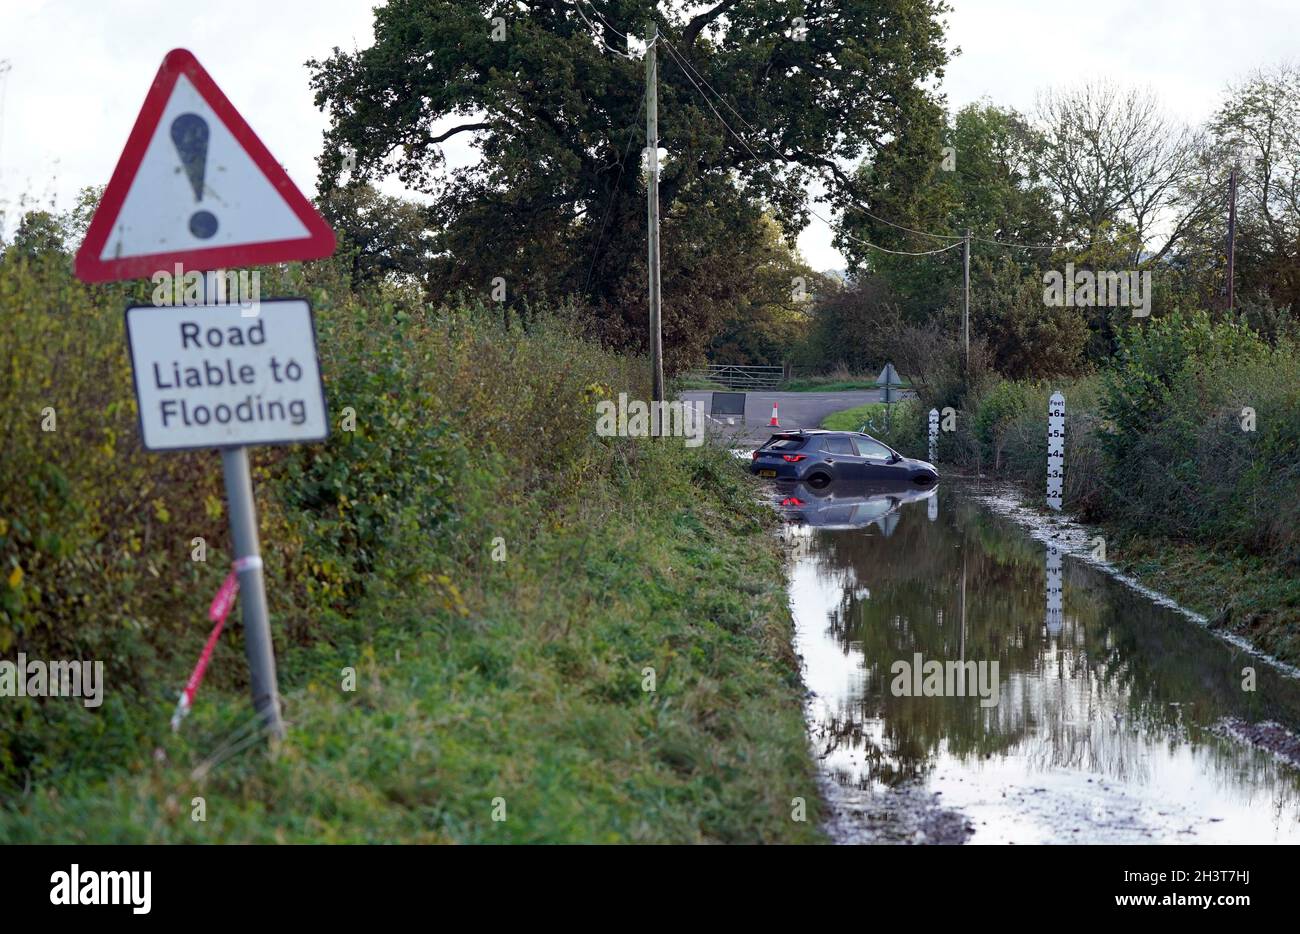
[[1047, 391, 1065, 511]]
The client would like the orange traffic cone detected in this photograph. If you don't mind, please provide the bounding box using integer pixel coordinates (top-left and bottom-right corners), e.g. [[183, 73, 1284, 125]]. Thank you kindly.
[[768, 402, 780, 427]]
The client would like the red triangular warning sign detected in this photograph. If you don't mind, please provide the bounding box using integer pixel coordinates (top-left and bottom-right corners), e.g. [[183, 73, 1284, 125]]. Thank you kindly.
[[75, 48, 335, 283]]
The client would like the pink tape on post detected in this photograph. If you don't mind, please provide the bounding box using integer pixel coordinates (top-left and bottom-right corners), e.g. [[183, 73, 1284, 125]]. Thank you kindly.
[[170, 567, 242, 732]]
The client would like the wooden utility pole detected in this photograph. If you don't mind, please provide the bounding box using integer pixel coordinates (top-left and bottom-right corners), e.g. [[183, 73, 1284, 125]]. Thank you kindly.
[[645, 23, 665, 412], [1226, 165, 1238, 313], [963, 228, 971, 371]]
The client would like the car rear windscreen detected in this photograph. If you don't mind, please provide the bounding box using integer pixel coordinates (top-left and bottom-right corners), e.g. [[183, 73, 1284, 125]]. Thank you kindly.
[[765, 436, 806, 450]]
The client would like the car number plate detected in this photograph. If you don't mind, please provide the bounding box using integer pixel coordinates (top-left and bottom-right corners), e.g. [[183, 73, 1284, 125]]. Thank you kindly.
[[759, 469, 777, 477]]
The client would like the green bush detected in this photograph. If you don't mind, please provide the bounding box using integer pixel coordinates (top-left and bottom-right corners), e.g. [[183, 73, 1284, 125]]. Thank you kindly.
[[1100, 341, 1299, 552], [1097, 311, 1284, 546], [955, 311, 1298, 555], [0, 243, 638, 788], [0, 239, 824, 842], [1101, 310, 1268, 468], [972, 379, 1034, 468]]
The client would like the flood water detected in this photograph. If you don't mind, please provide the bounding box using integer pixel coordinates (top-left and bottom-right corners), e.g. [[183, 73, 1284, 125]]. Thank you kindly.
[[781, 480, 1300, 844]]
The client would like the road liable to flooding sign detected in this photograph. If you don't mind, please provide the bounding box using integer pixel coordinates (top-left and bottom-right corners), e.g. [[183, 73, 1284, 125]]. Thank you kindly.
[[125, 299, 329, 451]]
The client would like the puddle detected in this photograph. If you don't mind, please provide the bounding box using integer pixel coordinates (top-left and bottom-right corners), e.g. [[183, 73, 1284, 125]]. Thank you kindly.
[[779, 480, 1300, 844]]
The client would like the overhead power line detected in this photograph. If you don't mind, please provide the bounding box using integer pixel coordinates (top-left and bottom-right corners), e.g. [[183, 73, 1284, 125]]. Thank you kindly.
[[579, 1, 634, 43], [656, 37, 958, 257], [656, 33, 1089, 255], [574, 1, 644, 59]]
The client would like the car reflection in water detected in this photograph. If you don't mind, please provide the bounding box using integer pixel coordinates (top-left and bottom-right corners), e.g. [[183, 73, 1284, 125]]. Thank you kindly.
[[772, 479, 937, 535]]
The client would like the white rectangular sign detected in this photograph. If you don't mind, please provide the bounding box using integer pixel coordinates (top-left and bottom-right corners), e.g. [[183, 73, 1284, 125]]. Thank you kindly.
[[125, 299, 329, 451]]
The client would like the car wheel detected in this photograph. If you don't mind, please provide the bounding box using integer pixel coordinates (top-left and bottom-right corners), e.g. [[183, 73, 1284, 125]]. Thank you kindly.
[[806, 471, 832, 489]]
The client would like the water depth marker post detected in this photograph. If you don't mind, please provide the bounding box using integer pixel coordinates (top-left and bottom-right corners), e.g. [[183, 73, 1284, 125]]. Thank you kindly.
[[1047, 392, 1066, 511], [75, 49, 337, 738]]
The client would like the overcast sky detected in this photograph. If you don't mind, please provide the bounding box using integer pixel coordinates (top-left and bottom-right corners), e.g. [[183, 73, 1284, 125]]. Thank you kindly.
[[2, 0, 1298, 270]]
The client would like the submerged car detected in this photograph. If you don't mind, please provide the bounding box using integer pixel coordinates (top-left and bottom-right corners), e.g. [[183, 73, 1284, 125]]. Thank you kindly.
[[750, 429, 938, 486]]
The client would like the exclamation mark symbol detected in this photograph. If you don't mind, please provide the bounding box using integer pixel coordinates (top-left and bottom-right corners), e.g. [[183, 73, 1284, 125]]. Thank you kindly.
[[171, 113, 218, 239]]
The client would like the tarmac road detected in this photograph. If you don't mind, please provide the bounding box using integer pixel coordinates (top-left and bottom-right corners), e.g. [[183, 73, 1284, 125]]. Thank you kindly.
[[679, 389, 892, 444]]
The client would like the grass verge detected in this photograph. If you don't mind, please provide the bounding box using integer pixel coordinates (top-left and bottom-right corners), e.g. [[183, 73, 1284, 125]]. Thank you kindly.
[[1, 441, 824, 843], [1101, 528, 1300, 666], [0, 249, 825, 843], [821, 402, 885, 431], [785, 377, 905, 392]]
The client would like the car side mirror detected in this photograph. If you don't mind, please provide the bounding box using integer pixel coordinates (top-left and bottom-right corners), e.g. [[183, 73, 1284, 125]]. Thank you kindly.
[[888, 452, 902, 463]]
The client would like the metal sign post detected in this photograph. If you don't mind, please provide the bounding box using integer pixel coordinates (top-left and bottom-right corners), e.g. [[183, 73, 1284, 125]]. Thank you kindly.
[[206, 272, 283, 738], [876, 362, 902, 435], [220, 446, 283, 736], [125, 289, 329, 737], [77, 49, 337, 738]]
